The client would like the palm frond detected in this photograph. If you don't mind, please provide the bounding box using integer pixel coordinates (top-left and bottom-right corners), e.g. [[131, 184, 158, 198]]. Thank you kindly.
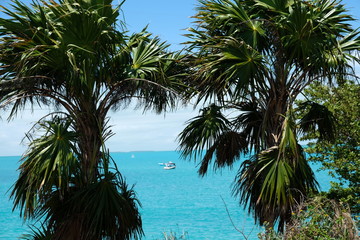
[[231, 101, 265, 152], [20, 225, 53, 240], [11, 116, 78, 219], [190, 36, 267, 104], [254, 0, 294, 12], [298, 101, 336, 141], [178, 104, 231, 160], [233, 107, 318, 231], [198, 130, 248, 176], [42, 168, 143, 240], [234, 144, 318, 232]]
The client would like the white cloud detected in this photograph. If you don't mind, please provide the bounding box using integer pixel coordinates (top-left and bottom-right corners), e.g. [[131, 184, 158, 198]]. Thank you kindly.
[[0, 106, 199, 156], [107, 107, 199, 152], [0, 109, 52, 156]]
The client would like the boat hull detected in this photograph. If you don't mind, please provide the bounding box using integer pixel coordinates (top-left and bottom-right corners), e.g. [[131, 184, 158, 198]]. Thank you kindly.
[[164, 166, 176, 170]]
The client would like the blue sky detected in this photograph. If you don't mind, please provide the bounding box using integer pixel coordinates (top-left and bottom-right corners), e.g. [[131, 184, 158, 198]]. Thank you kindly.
[[0, 0, 359, 156]]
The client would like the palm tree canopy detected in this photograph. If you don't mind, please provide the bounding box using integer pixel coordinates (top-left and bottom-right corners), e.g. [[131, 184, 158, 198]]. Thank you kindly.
[[0, 0, 184, 115], [185, 0, 359, 103]]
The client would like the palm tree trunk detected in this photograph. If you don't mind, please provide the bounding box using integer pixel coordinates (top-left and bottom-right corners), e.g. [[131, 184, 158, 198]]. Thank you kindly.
[[75, 107, 104, 184], [265, 85, 289, 148]]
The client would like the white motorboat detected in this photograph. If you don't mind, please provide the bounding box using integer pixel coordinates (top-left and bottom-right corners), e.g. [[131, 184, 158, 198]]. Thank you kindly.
[[163, 161, 176, 170]]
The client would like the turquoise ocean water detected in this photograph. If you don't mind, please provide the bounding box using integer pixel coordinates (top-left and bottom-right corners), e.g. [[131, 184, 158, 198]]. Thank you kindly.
[[0, 151, 331, 240]]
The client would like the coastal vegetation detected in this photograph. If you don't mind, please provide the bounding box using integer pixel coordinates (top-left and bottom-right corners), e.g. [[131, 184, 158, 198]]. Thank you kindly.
[[258, 196, 359, 239], [0, 0, 184, 239], [299, 81, 360, 215], [0, 0, 359, 239], [178, 0, 360, 232]]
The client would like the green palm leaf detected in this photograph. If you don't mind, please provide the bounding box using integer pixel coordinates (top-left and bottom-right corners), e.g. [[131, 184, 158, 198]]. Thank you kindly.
[[234, 144, 318, 231], [231, 101, 265, 152], [178, 104, 231, 158], [50, 174, 142, 240], [254, 0, 294, 12], [198, 130, 248, 175], [20, 225, 53, 240], [234, 108, 318, 231], [179, 103, 249, 175], [11, 117, 78, 219], [298, 101, 336, 141]]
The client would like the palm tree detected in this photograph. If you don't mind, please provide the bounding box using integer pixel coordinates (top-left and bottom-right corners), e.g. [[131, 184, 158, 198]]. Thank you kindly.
[[0, 0, 185, 239], [178, 0, 360, 231]]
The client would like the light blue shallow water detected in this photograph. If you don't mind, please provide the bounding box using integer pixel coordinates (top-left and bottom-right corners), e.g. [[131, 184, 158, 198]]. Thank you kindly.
[[0, 151, 331, 239]]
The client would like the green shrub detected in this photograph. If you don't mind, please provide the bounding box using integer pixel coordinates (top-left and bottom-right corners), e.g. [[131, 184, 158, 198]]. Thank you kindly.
[[258, 196, 359, 240]]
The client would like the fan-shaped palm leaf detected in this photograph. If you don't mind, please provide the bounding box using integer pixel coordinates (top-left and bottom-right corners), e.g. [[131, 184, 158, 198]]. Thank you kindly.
[[231, 101, 265, 152], [20, 225, 53, 240], [298, 101, 336, 141], [124, 36, 181, 113], [178, 104, 231, 159], [179, 103, 249, 175], [200, 37, 266, 100], [197, 130, 248, 175], [254, 0, 294, 12], [11, 117, 78, 219]]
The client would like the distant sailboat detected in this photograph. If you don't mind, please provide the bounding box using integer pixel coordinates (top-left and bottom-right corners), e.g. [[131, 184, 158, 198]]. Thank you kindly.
[[131, 154, 135, 158]]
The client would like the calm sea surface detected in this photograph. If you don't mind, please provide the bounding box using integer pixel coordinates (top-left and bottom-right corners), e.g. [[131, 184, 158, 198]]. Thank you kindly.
[[0, 151, 331, 239]]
